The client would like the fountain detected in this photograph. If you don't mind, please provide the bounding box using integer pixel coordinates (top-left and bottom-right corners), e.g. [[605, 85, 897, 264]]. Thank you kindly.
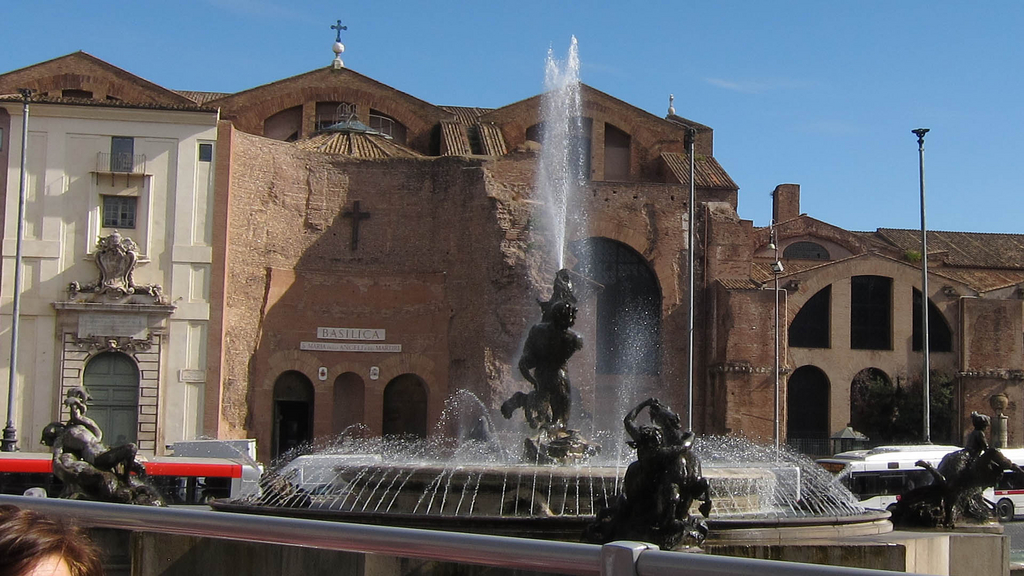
[[215, 265, 885, 545], [536, 36, 587, 270], [212, 38, 889, 549]]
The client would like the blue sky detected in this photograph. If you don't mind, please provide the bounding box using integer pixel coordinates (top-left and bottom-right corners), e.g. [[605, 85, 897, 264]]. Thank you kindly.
[[4, 2, 1023, 233]]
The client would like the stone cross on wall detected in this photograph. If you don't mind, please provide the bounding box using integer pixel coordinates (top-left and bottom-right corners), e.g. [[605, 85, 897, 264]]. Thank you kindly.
[[342, 200, 370, 250], [331, 20, 347, 43]]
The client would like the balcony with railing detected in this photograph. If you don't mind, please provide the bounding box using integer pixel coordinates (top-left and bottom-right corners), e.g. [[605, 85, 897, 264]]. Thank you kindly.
[[96, 152, 147, 174]]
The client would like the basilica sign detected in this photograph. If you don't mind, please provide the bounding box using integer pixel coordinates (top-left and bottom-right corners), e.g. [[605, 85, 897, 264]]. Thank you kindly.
[[316, 327, 385, 341]]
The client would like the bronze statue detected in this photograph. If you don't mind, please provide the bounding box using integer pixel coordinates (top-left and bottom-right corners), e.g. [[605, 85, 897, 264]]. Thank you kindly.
[[500, 269, 596, 464], [501, 299, 583, 430], [40, 387, 163, 505], [585, 398, 711, 549], [892, 411, 1024, 527]]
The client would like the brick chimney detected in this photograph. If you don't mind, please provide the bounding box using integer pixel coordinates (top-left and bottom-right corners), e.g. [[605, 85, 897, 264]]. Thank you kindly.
[[772, 184, 800, 223]]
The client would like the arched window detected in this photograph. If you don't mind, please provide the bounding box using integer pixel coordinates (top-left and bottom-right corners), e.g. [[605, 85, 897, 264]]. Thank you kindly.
[[332, 372, 365, 435], [912, 289, 953, 352], [784, 241, 830, 260], [572, 237, 661, 375], [263, 106, 302, 142], [272, 371, 314, 457], [315, 101, 353, 131], [850, 367, 893, 442], [789, 285, 831, 348], [850, 276, 892, 350], [82, 352, 140, 447], [787, 365, 831, 455], [369, 109, 408, 144], [382, 374, 427, 438]]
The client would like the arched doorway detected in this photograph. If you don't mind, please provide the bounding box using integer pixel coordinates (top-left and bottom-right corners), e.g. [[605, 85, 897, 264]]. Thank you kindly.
[[382, 374, 427, 438], [272, 371, 314, 458], [82, 352, 140, 447], [850, 367, 894, 443], [570, 237, 662, 375], [786, 365, 831, 455], [333, 372, 365, 435]]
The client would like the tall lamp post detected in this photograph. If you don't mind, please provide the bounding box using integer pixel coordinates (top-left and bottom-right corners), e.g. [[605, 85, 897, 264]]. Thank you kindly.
[[685, 127, 696, 431], [913, 128, 931, 444], [769, 221, 784, 451], [2, 88, 33, 452]]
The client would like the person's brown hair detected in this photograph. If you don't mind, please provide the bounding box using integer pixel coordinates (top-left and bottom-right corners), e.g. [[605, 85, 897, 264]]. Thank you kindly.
[[0, 504, 103, 576]]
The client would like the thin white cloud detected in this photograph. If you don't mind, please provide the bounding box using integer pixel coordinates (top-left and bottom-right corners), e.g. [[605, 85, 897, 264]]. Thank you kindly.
[[704, 77, 818, 94], [581, 61, 624, 77], [203, 0, 307, 21], [797, 120, 865, 136], [705, 78, 770, 94]]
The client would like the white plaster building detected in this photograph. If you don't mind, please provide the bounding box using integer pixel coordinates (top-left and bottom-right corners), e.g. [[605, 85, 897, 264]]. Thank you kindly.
[[0, 53, 219, 453]]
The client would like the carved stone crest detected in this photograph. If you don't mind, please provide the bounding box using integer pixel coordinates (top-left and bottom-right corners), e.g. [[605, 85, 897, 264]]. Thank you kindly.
[[68, 232, 163, 302], [70, 335, 153, 353]]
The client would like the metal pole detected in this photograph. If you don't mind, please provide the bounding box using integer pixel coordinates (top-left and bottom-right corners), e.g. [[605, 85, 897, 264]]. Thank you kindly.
[[686, 128, 696, 431], [913, 128, 930, 444], [2, 89, 32, 452], [773, 224, 781, 451]]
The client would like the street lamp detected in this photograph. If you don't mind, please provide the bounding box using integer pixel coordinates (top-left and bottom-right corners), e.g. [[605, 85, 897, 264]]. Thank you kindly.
[[685, 127, 696, 431], [2, 88, 33, 452], [913, 128, 931, 444], [770, 221, 783, 451]]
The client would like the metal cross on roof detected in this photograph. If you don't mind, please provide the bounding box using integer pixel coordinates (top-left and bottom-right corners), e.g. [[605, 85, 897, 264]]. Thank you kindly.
[[331, 20, 347, 43]]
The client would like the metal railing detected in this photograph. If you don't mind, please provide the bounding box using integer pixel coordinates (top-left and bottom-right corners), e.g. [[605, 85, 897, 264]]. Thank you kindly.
[[96, 152, 147, 174], [0, 495, 918, 576]]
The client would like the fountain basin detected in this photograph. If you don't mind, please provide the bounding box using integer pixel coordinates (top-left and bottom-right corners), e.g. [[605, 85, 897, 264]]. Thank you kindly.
[[210, 499, 891, 545], [214, 456, 891, 546]]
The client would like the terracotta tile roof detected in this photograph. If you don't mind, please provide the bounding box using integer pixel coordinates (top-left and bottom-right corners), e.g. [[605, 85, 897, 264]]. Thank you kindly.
[[661, 152, 738, 189], [718, 278, 762, 290], [0, 94, 216, 112], [0, 51, 197, 107], [439, 121, 507, 157], [750, 259, 834, 286], [875, 228, 1024, 270], [932, 268, 1024, 293], [476, 123, 507, 156], [174, 90, 231, 105], [440, 121, 470, 156], [296, 132, 423, 159], [439, 106, 494, 124]]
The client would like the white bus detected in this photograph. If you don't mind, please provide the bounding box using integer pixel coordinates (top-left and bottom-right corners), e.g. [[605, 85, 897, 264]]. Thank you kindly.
[[816, 444, 960, 511], [0, 440, 262, 504], [991, 448, 1024, 521]]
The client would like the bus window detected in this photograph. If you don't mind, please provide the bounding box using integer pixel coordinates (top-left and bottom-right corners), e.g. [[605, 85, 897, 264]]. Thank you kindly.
[[998, 471, 1024, 491], [850, 472, 930, 499]]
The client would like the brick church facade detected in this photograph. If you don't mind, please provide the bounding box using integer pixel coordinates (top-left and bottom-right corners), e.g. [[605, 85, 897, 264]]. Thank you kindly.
[[1, 52, 1022, 460]]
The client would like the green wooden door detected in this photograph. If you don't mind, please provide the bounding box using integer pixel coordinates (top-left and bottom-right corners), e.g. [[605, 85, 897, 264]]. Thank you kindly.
[[82, 352, 140, 447]]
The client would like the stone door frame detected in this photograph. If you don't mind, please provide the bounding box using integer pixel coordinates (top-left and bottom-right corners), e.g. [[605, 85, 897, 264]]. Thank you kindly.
[[53, 302, 175, 453]]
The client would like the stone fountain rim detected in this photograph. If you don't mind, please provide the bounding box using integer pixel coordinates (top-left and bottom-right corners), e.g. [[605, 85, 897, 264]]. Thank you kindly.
[[210, 499, 888, 528]]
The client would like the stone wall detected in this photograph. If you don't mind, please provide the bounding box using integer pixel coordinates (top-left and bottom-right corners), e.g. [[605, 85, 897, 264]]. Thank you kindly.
[[214, 129, 710, 454]]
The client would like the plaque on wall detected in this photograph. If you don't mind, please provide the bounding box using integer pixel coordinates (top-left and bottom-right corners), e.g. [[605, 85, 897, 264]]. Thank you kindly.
[[179, 369, 206, 383], [78, 313, 148, 339], [300, 341, 401, 353]]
